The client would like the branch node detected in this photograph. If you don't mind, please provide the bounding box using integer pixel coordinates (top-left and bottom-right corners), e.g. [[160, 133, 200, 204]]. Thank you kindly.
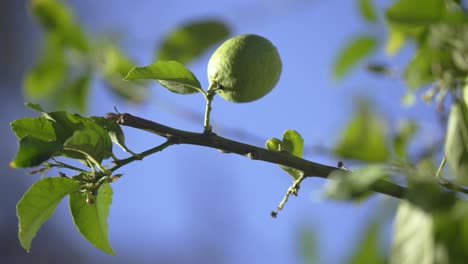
[[247, 150, 260, 160]]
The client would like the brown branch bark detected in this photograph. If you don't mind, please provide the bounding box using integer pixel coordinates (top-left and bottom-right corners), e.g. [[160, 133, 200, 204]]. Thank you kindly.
[[107, 112, 407, 199]]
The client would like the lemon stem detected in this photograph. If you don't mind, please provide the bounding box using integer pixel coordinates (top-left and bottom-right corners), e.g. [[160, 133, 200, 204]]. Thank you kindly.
[[203, 82, 218, 133]]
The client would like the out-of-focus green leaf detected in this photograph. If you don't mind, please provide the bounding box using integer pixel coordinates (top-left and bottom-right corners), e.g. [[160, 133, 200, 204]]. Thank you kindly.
[[25, 102, 46, 112], [391, 200, 436, 264], [386, 0, 445, 25], [157, 19, 230, 64], [324, 165, 388, 201], [17, 177, 80, 252], [125, 60, 201, 94], [100, 45, 148, 103], [57, 73, 91, 113], [386, 25, 406, 55], [10, 136, 62, 168], [404, 48, 449, 89], [69, 183, 114, 255], [298, 228, 320, 264], [393, 120, 418, 159], [348, 222, 386, 264], [334, 100, 390, 162], [23, 37, 66, 100], [358, 0, 378, 23], [445, 102, 468, 186], [333, 35, 377, 80]]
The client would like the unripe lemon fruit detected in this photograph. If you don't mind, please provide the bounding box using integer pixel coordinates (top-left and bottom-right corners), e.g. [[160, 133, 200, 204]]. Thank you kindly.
[[207, 34, 282, 103]]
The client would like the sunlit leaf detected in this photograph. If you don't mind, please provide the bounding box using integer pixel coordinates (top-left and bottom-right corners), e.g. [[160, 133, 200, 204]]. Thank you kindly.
[[157, 19, 230, 64], [334, 100, 390, 162], [324, 165, 387, 201], [333, 35, 377, 80], [10, 136, 62, 168], [125, 60, 201, 94], [358, 0, 377, 23], [266, 131, 304, 179], [69, 183, 114, 255], [391, 201, 436, 264], [445, 102, 468, 186], [17, 177, 80, 252], [404, 48, 447, 89], [11, 117, 57, 141], [386, 25, 406, 55]]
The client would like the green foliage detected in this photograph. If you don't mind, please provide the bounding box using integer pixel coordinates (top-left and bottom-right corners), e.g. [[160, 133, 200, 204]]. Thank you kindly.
[[357, 0, 377, 23], [125, 61, 202, 94], [157, 19, 230, 64], [69, 183, 114, 255], [17, 177, 81, 252], [266, 130, 304, 179], [333, 35, 377, 79], [334, 100, 390, 162], [392, 120, 418, 159], [348, 222, 386, 264], [324, 165, 388, 201], [445, 101, 468, 185]]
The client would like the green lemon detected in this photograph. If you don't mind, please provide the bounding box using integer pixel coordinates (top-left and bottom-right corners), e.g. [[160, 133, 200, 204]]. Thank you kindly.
[[207, 34, 282, 103]]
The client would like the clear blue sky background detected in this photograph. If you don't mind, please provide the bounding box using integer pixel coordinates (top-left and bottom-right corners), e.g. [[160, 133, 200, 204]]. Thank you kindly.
[[2, 0, 442, 263]]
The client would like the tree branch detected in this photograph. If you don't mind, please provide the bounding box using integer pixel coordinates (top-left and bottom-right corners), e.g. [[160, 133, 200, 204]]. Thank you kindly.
[[106, 112, 407, 199]]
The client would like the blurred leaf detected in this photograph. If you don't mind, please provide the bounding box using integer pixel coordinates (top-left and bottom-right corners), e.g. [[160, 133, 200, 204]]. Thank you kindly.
[[348, 222, 386, 264], [57, 73, 91, 113], [391, 200, 436, 264], [386, 0, 445, 25], [393, 120, 418, 159], [298, 228, 320, 264], [25, 102, 46, 112], [445, 102, 468, 186], [324, 165, 388, 201], [10, 136, 62, 168], [404, 48, 447, 89], [100, 45, 148, 103], [125, 60, 201, 94], [333, 35, 377, 80], [69, 183, 114, 255], [17, 177, 80, 252], [386, 25, 406, 55], [334, 100, 390, 162], [23, 37, 66, 100], [358, 0, 378, 23], [157, 19, 230, 64]]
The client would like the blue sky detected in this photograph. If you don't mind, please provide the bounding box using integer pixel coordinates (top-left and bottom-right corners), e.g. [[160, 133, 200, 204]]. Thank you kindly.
[[7, 0, 443, 263]]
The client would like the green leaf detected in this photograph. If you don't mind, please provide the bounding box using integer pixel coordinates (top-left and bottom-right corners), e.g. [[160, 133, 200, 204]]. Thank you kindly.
[[393, 120, 418, 159], [334, 100, 390, 162], [282, 130, 304, 158], [386, 25, 406, 55], [358, 0, 378, 23], [125, 60, 201, 94], [265, 138, 283, 151], [69, 183, 114, 255], [404, 48, 447, 89], [445, 102, 468, 186], [391, 200, 436, 264], [10, 136, 62, 168], [17, 177, 80, 252], [348, 222, 386, 264], [100, 45, 148, 103], [324, 165, 388, 201], [298, 228, 320, 264], [157, 19, 230, 64], [25, 102, 46, 113], [11, 117, 57, 141], [57, 73, 91, 113], [91, 117, 131, 153], [63, 126, 112, 164], [386, 0, 445, 25], [333, 35, 377, 80], [23, 37, 66, 100]]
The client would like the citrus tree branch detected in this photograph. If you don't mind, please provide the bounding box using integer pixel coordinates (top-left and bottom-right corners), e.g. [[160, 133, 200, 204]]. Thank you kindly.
[[106, 112, 407, 199]]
